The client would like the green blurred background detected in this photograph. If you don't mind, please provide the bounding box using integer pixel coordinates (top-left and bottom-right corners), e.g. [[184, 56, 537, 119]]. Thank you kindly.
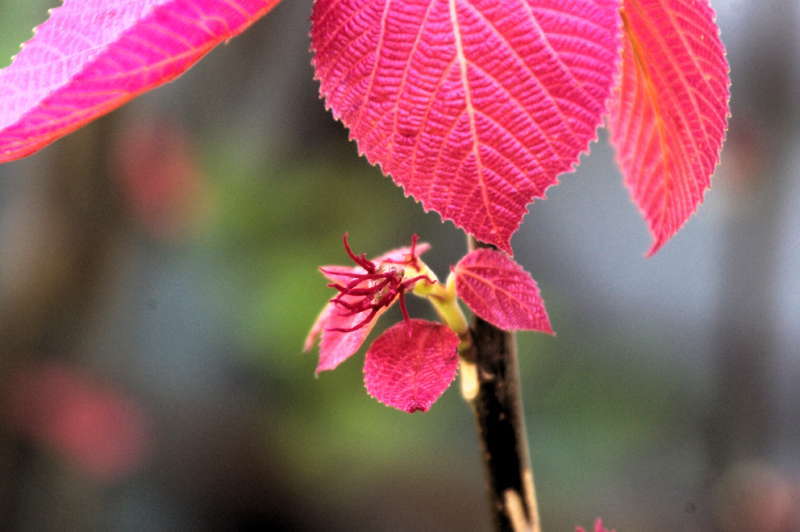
[[1, 1, 798, 531]]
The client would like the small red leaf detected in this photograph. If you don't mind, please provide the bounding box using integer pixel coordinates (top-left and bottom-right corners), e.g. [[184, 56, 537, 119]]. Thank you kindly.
[[306, 298, 383, 374], [311, 0, 621, 253], [363, 319, 459, 413], [305, 240, 430, 373], [608, 0, 730, 255], [305, 264, 371, 370], [454, 248, 552, 333], [318, 303, 387, 373], [304, 302, 334, 353], [0, 0, 281, 163]]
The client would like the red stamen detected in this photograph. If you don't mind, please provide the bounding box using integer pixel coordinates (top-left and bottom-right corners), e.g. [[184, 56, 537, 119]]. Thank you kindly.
[[409, 233, 420, 270], [398, 293, 411, 324], [324, 234, 433, 334], [382, 234, 422, 271], [341, 233, 376, 273]]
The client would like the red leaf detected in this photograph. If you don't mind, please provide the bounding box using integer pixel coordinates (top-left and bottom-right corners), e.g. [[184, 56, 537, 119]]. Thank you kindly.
[[311, 0, 621, 253], [309, 266, 387, 372], [317, 303, 387, 373], [305, 301, 335, 353], [305, 241, 430, 373], [363, 319, 459, 413], [0, 0, 281, 163], [454, 248, 552, 333], [608, 0, 730, 255]]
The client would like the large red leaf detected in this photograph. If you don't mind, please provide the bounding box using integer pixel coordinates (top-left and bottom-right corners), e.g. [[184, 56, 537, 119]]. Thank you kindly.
[[608, 0, 730, 255], [454, 248, 552, 333], [0, 0, 281, 163], [311, 0, 621, 253], [363, 319, 459, 413]]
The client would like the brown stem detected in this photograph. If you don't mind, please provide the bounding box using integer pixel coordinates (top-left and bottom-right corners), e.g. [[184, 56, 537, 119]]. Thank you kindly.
[[461, 236, 540, 532]]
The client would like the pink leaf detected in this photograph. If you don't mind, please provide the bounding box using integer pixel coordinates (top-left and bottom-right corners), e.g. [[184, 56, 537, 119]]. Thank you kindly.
[[311, 0, 621, 253], [304, 301, 334, 353], [317, 303, 387, 373], [0, 0, 282, 163], [363, 319, 459, 413], [454, 248, 552, 333], [608, 0, 730, 255], [305, 239, 430, 373]]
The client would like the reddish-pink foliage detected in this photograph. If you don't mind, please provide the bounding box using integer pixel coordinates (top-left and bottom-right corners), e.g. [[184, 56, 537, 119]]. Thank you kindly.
[[0, 0, 281, 163], [311, 0, 621, 253], [304, 238, 431, 373], [6, 363, 149, 480], [609, 0, 730, 255], [363, 319, 459, 413], [323, 235, 430, 332], [0, 1, 732, 258], [576, 518, 615, 532], [454, 248, 552, 333]]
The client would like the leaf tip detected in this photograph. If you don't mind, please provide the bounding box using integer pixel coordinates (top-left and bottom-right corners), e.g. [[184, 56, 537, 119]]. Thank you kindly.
[[611, 0, 731, 256], [644, 239, 665, 258]]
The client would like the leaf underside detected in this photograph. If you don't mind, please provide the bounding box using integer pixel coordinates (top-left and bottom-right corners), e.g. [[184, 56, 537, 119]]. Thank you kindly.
[[454, 248, 552, 333], [0, 0, 281, 163], [363, 319, 459, 413], [609, 0, 730, 255], [311, 0, 621, 253]]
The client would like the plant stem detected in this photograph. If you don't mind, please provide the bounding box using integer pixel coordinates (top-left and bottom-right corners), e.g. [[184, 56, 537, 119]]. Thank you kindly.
[[461, 236, 541, 532]]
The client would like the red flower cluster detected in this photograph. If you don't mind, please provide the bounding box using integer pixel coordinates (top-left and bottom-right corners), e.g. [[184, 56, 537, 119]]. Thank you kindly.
[[321, 234, 429, 333], [304, 235, 434, 373], [304, 235, 459, 413], [306, 235, 554, 413]]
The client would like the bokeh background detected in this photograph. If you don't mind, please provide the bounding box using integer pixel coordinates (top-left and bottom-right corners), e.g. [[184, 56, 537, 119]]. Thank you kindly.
[[1, 1, 798, 531]]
